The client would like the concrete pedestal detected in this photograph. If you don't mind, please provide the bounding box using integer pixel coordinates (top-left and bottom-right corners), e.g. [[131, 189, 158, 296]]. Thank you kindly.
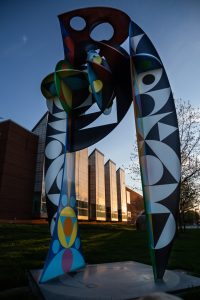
[[28, 261, 200, 299]]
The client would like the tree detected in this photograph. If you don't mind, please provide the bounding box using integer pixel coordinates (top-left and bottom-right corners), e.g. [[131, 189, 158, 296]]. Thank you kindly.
[[127, 99, 200, 229], [176, 99, 200, 229]]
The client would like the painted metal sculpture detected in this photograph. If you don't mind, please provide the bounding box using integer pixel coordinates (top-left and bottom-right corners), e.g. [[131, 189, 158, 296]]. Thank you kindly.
[[40, 7, 180, 283]]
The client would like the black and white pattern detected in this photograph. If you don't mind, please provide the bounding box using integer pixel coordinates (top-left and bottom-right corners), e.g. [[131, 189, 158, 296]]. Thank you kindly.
[[130, 21, 181, 279], [45, 98, 67, 234]]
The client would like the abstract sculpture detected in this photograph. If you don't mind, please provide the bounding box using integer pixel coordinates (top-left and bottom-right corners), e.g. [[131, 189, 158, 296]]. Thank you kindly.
[[40, 7, 181, 283]]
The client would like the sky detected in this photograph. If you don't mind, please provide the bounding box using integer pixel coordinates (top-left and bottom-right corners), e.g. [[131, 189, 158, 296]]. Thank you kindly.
[[1, 0, 200, 189]]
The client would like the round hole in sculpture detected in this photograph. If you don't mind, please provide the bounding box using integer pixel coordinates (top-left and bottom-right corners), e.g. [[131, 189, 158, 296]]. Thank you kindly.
[[70, 16, 86, 31], [90, 23, 114, 41], [142, 74, 155, 85]]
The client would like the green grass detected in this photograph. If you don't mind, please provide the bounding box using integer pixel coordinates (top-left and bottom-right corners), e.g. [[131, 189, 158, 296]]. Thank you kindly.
[[0, 223, 200, 299]]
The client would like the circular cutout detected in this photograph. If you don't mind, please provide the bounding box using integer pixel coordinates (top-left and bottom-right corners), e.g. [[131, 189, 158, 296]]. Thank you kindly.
[[90, 23, 114, 41], [45, 140, 62, 159], [70, 16, 86, 31], [142, 74, 155, 85]]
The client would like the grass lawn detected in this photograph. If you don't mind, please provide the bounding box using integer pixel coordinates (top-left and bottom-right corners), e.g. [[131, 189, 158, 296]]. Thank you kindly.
[[0, 223, 199, 299]]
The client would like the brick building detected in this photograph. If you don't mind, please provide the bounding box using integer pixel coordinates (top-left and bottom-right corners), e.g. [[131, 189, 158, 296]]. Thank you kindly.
[[0, 120, 38, 219], [126, 186, 144, 223]]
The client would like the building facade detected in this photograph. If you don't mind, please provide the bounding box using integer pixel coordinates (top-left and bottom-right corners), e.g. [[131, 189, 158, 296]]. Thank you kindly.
[[0, 120, 38, 219], [75, 148, 89, 220], [32, 113, 90, 220], [89, 149, 106, 221], [0, 116, 143, 222], [32, 113, 48, 218], [126, 186, 144, 223], [105, 160, 118, 221], [117, 168, 127, 221]]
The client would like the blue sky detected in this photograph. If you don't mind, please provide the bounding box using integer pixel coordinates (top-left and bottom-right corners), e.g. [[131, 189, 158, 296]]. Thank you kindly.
[[1, 0, 200, 188]]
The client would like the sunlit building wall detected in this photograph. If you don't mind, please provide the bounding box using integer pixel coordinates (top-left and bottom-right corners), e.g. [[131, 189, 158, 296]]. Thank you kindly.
[[75, 148, 89, 220], [126, 190, 131, 221], [89, 149, 106, 221], [117, 168, 127, 221], [105, 160, 118, 221], [32, 113, 89, 220]]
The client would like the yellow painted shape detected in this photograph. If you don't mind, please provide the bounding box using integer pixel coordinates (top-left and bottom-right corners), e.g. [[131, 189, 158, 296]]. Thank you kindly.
[[58, 217, 67, 248], [58, 207, 78, 248], [60, 207, 76, 217], [67, 219, 77, 248], [93, 56, 102, 65], [93, 80, 103, 93]]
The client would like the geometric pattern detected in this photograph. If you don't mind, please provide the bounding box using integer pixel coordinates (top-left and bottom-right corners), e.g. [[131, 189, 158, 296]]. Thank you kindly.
[[40, 100, 85, 283], [129, 21, 181, 280], [40, 7, 181, 283]]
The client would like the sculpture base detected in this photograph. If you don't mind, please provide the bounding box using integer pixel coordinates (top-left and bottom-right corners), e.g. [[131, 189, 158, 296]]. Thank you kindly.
[[28, 261, 200, 300]]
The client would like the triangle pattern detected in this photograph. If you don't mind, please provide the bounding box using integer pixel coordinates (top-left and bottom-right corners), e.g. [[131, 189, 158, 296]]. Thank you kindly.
[[144, 142, 157, 156], [145, 140, 181, 182], [66, 236, 70, 244], [145, 124, 160, 141], [47, 194, 60, 207], [75, 94, 93, 109], [80, 99, 117, 130], [151, 213, 170, 248], [137, 112, 171, 139], [156, 165, 178, 185], [51, 133, 66, 145], [60, 216, 66, 225], [158, 122, 178, 141], [48, 177, 62, 195], [159, 186, 180, 215], [130, 34, 144, 53], [81, 102, 101, 115], [147, 87, 171, 116], [49, 119, 67, 132], [129, 21, 144, 37]]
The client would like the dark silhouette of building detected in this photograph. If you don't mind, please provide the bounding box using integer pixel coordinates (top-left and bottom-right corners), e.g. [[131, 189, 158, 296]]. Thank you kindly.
[[0, 120, 38, 219]]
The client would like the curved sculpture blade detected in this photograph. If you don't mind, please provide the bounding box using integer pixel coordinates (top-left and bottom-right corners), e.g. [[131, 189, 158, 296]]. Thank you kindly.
[[129, 20, 181, 280]]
